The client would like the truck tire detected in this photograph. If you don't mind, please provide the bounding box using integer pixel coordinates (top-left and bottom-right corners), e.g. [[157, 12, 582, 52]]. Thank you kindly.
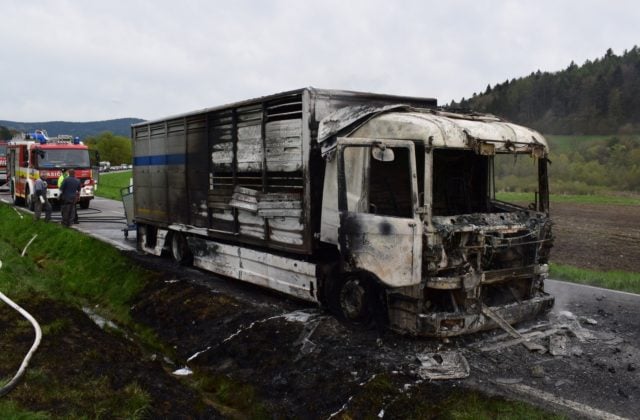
[[339, 276, 373, 323], [329, 274, 388, 328], [170, 232, 193, 266], [79, 200, 90, 209]]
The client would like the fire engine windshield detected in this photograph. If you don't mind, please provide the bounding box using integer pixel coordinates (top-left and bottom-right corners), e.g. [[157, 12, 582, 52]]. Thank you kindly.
[[0, 145, 6, 156], [38, 149, 90, 168]]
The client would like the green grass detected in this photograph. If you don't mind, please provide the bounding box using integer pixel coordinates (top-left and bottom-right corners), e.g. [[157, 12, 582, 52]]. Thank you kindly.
[[96, 170, 132, 201], [0, 400, 48, 419], [0, 203, 268, 418], [496, 191, 640, 206], [17, 371, 151, 419], [441, 390, 563, 420], [550, 263, 640, 294], [192, 373, 270, 419], [0, 203, 161, 417], [0, 204, 147, 323]]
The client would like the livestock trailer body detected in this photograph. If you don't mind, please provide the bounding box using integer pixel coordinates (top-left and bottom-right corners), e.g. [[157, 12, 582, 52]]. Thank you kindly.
[[133, 87, 436, 253]]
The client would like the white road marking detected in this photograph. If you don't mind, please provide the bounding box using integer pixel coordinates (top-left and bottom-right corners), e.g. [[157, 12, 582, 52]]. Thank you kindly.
[[505, 383, 629, 420]]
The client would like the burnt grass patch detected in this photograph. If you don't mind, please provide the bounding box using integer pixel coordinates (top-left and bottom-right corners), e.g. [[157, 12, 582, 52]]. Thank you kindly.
[[0, 293, 219, 418], [129, 272, 565, 419]]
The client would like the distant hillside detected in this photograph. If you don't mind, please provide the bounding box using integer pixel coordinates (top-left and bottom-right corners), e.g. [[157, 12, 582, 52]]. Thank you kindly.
[[0, 118, 145, 139], [455, 47, 640, 134]]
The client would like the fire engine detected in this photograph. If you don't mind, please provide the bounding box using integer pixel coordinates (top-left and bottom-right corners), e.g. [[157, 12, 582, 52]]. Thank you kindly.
[[0, 141, 7, 185], [7, 130, 96, 209]]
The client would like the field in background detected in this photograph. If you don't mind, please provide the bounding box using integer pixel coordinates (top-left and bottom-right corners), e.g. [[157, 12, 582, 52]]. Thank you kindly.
[[96, 170, 132, 201], [496, 192, 640, 206], [546, 134, 613, 154]]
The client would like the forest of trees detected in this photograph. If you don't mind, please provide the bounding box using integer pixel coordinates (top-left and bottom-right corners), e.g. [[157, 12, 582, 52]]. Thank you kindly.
[[454, 47, 640, 135], [0, 118, 143, 139]]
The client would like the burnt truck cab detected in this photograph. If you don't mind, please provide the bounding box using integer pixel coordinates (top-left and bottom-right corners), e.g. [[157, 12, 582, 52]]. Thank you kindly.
[[319, 107, 554, 337]]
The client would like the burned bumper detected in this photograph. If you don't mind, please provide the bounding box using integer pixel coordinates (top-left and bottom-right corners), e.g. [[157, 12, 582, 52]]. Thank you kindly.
[[415, 294, 555, 337]]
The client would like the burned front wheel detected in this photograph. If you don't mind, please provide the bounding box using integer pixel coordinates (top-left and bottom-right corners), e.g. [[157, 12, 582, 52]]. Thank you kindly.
[[339, 277, 371, 322], [332, 275, 387, 327]]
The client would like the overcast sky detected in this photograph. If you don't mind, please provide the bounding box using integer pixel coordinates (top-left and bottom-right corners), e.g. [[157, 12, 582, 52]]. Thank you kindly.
[[1, 0, 638, 122]]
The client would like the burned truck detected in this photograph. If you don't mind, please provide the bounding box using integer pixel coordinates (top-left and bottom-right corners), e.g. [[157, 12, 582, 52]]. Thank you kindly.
[[133, 88, 554, 337]]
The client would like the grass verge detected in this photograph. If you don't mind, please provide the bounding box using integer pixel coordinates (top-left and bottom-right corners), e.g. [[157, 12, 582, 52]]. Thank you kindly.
[[0, 400, 48, 419], [550, 263, 640, 294], [0, 203, 266, 418], [0, 203, 158, 417], [0, 204, 147, 323], [96, 170, 132, 201], [497, 192, 640, 206]]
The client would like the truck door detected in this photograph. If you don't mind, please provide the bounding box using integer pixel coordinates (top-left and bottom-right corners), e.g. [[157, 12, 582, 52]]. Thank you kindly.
[[336, 138, 422, 287]]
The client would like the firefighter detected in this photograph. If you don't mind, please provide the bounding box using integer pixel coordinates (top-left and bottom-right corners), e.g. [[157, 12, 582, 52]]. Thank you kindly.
[[57, 168, 68, 188], [57, 168, 79, 223], [33, 174, 52, 222], [59, 169, 80, 227]]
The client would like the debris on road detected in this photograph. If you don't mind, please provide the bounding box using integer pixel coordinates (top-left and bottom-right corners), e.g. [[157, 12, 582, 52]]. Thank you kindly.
[[416, 351, 470, 380]]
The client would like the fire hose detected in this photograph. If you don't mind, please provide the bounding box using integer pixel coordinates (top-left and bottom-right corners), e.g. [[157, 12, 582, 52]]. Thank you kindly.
[[0, 244, 43, 397]]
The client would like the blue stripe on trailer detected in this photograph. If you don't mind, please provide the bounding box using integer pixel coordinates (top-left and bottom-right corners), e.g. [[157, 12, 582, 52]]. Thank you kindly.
[[133, 154, 186, 166]]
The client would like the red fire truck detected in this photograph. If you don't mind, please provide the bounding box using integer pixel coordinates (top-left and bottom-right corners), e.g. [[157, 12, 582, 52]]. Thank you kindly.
[[7, 130, 96, 209], [0, 141, 7, 185]]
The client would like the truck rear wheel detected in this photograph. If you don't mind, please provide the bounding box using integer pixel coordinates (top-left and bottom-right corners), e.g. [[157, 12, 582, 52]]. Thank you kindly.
[[79, 200, 90, 210], [170, 232, 193, 266]]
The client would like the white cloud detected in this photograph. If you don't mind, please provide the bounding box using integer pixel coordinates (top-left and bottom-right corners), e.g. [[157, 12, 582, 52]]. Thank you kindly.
[[1, 0, 639, 121]]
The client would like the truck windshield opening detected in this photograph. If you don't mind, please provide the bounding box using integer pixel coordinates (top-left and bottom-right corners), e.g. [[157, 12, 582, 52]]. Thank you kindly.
[[493, 152, 542, 208], [38, 149, 90, 168], [431, 149, 544, 216]]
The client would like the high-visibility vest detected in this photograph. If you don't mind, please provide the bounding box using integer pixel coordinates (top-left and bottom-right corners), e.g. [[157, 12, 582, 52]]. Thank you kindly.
[[57, 173, 68, 188]]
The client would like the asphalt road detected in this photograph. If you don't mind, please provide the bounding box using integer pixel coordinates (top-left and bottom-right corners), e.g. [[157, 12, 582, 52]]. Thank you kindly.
[[0, 189, 136, 251]]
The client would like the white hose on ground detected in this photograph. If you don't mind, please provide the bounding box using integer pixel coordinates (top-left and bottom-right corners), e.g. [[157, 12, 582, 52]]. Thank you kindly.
[[11, 206, 23, 219], [0, 262, 43, 397], [21, 234, 38, 257]]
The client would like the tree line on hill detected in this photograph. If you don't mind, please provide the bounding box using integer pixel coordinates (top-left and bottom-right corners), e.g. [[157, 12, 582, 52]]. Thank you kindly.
[[454, 47, 640, 135], [0, 118, 143, 139]]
